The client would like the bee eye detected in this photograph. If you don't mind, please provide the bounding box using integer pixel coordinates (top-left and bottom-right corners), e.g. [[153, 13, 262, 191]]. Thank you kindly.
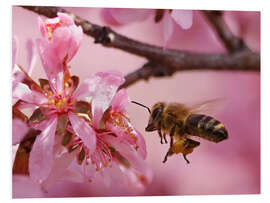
[[152, 108, 162, 120]]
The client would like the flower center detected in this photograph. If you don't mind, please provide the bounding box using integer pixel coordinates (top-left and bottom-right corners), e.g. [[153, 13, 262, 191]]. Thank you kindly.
[[45, 19, 71, 40], [47, 92, 74, 113], [45, 21, 61, 40]]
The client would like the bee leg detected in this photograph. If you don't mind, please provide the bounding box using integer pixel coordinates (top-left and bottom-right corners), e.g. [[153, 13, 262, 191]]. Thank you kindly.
[[169, 125, 176, 148], [158, 129, 163, 144], [183, 154, 190, 164], [163, 133, 168, 144], [162, 125, 176, 163], [163, 148, 173, 163]]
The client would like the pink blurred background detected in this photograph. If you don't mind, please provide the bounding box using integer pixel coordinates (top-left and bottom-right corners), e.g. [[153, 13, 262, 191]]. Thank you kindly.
[[12, 6, 260, 197]]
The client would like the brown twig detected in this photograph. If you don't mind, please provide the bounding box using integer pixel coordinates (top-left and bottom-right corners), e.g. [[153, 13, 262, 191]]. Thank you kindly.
[[202, 11, 249, 53], [20, 6, 260, 90], [120, 62, 175, 89]]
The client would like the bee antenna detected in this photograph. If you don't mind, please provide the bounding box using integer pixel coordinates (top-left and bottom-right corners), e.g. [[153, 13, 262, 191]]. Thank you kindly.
[[131, 101, 151, 114]]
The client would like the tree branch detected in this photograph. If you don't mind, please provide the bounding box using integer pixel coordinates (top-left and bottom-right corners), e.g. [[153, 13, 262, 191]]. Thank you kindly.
[[120, 62, 175, 89], [20, 6, 260, 90], [202, 10, 249, 53]]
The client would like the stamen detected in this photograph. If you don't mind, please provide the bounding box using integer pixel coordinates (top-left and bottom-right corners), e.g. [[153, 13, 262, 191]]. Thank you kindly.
[[56, 99, 64, 108], [48, 99, 55, 105], [64, 82, 69, 88], [47, 27, 52, 39]]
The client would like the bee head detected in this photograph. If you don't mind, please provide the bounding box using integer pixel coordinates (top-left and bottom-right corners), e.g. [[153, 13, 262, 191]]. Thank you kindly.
[[145, 102, 165, 132]]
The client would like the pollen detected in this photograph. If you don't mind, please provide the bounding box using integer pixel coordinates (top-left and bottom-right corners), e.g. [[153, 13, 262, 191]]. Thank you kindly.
[[64, 82, 69, 88], [48, 99, 55, 105], [172, 139, 185, 154], [46, 91, 53, 97], [46, 26, 53, 40], [64, 20, 70, 25], [56, 99, 66, 109]]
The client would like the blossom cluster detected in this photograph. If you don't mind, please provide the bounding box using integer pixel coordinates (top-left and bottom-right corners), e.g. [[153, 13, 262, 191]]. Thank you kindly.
[[12, 13, 152, 193]]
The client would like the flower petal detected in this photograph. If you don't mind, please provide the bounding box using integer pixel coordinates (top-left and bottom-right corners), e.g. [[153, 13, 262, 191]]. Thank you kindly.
[[103, 136, 148, 176], [108, 8, 153, 25], [134, 129, 147, 160], [36, 39, 64, 93], [104, 135, 153, 192], [68, 112, 96, 153], [51, 27, 73, 62], [12, 175, 45, 198], [12, 119, 29, 145], [111, 89, 130, 112], [12, 36, 18, 69], [163, 12, 175, 49], [101, 8, 120, 25], [91, 71, 125, 128], [171, 10, 193, 30], [25, 39, 37, 76], [119, 163, 153, 193], [12, 65, 26, 104], [13, 82, 48, 105], [106, 117, 146, 160], [57, 12, 75, 25], [38, 16, 47, 38], [72, 74, 100, 100], [65, 25, 83, 63], [73, 71, 125, 128], [41, 148, 78, 190], [29, 116, 58, 182]]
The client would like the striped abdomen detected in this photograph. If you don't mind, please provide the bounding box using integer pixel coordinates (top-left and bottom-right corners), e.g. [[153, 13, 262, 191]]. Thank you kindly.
[[185, 114, 228, 143]]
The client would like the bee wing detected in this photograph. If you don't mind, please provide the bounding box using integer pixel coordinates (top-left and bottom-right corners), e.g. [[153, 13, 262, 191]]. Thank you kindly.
[[187, 98, 227, 116]]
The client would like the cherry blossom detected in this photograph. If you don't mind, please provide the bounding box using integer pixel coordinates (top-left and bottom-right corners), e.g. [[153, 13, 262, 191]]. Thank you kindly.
[[12, 12, 151, 193]]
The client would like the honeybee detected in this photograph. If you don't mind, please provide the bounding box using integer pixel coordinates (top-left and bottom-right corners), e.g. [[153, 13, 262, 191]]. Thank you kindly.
[[132, 99, 228, 164]]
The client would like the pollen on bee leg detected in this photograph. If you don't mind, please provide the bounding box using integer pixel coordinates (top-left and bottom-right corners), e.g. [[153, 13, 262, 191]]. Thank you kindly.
[[172, 139, 186, 154]]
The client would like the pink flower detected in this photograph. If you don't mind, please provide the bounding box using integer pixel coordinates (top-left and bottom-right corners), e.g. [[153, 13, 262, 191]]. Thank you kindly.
[[102, 8, 193, 48], [64, 75, 152, 193], [13, 12, 151, 193], [14, 68, 152, 191], [38, 12, 83, 65], [12, 12, 90, 184], [36, 12, 83, 94], [14, 69, 98, 184]]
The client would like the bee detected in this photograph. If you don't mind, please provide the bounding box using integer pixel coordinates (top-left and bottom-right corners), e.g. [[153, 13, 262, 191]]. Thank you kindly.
[[132, 99, 228, 164]]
